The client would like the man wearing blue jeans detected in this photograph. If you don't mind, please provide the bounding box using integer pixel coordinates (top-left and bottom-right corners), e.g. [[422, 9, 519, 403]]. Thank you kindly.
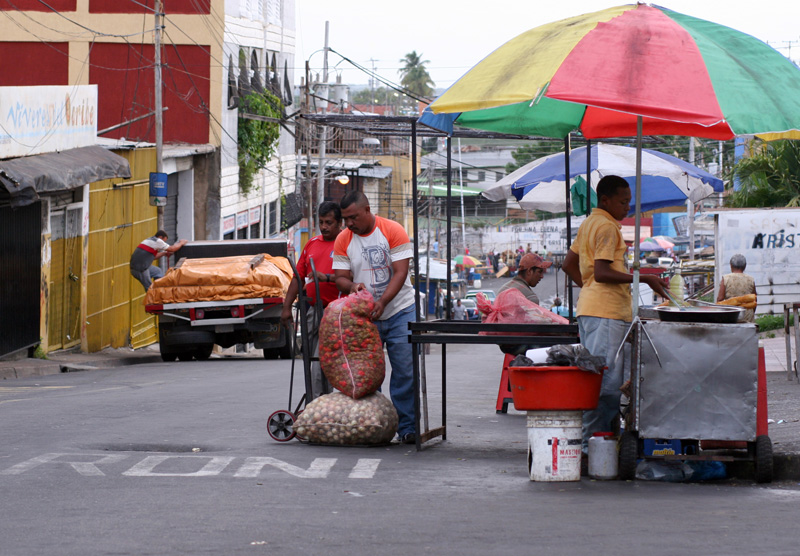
[[333, 191, 417, 444], [562, 176, 667, 455]]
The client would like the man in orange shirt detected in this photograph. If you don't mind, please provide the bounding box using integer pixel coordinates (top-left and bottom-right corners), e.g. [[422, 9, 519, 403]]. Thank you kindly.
[[333, 191, 417, 444], [281, 201, 342, 399], [563, 175, 667, 451]]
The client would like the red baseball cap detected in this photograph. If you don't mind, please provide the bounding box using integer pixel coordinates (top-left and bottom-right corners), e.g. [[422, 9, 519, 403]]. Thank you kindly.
[[519, 253, 553, 270]]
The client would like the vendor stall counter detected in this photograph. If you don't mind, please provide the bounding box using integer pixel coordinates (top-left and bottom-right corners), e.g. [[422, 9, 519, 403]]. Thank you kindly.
[[408, 321, 579, 450]]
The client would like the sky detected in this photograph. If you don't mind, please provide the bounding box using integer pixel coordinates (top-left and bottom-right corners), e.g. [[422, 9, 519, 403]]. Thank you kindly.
[[295, 0, 800, 91]]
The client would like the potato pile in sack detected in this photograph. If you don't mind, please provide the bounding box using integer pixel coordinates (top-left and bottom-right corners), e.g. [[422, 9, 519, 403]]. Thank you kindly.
[[294, 392, 398, 446], [319, 290, 385, 399]]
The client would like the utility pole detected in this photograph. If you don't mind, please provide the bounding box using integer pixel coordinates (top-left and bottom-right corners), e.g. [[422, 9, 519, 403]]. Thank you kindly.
[[315, 21, 330, 234], [154, 0, 164, 231], [425, 159, 433, 320], [304, 61, 314, 238], [456, 138, 467, 253]]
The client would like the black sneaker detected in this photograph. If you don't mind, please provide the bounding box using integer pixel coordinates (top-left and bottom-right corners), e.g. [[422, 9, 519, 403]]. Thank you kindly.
[[401, 432, 416, 445]]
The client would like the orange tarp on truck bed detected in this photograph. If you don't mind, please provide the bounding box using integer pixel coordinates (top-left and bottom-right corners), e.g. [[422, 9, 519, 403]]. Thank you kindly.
[[145, 254, 292, 304]]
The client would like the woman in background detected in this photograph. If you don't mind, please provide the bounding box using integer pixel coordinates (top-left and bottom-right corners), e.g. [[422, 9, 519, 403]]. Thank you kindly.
[[717, 254, 757, 323]]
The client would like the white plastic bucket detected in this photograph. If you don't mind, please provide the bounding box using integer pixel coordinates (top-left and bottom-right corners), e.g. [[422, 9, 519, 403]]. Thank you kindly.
[[472, 278, 482, 289], [526, 410, 582, 482], [588, 432, 618, 480]]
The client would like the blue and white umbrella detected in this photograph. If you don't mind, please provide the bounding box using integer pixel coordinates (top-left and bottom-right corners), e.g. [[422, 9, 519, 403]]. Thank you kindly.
[[483, 143, 723, 214]]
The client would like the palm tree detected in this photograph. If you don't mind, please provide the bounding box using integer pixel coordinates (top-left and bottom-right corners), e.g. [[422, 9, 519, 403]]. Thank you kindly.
[[399, 51, 435, 99], [727, 140, 800, 207]]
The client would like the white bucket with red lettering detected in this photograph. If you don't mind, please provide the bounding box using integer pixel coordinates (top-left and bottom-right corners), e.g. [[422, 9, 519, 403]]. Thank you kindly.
[[527, 410, 582, 482]]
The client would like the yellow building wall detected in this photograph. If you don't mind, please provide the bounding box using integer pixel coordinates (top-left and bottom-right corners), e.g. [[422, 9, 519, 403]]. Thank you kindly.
[[85, 148, 159, 352]]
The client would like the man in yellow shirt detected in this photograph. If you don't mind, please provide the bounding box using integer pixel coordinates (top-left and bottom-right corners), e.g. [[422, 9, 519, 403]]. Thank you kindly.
[[562, 175, 667, 451]]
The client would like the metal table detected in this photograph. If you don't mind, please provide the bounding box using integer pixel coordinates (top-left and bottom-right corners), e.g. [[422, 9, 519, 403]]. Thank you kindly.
[[408, 321, 579, 450]]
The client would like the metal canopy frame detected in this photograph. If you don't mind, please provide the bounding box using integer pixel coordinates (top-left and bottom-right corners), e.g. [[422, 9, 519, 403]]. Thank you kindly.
[[300, 113, 585, 449]]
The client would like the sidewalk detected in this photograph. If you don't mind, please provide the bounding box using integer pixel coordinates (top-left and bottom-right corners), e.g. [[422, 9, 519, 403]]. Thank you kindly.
[[0, 345, 164, 380]]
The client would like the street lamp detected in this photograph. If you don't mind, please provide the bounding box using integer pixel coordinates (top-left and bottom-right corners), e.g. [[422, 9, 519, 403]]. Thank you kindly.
[[336, 175, 350, 185]]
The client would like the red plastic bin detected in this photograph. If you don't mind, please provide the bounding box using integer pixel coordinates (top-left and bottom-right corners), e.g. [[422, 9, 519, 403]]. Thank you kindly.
[[508, 366, 603, 411]]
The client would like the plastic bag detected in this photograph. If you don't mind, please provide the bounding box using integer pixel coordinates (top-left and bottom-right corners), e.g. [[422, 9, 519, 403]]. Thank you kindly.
[[635, 460, 727, 482], [477, 289, 570, 332], [294, 392, 398, 446], [319, 290, 385, 399], [546, 344, 606, 373]]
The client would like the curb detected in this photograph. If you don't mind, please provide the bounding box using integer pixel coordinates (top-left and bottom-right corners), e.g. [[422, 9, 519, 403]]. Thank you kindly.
[[1, 354, 163, 380]]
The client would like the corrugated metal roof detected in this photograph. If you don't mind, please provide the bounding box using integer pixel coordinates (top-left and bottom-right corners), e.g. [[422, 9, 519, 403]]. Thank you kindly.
[[0, 146, 131, 208], [358, 166, 392, 178]]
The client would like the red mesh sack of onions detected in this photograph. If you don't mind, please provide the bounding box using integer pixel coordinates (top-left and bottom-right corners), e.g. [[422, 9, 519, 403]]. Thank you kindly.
[[319, 289, 385, 399], [294, 392, 398, 445], [477, 288, 569, 335]]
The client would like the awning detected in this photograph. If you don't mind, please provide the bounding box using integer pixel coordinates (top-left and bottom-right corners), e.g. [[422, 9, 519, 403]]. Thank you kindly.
[[357, 166, 392, 179], [0, 145, 131, 208]]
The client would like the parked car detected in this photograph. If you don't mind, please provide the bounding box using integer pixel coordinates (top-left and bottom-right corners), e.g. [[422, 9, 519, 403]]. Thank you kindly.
[[459, 298, 481, 320], [464, 289, 496, 304]]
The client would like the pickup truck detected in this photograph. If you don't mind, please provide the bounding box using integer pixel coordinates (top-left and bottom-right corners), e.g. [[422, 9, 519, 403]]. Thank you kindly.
[[144, 239, 293, 362]]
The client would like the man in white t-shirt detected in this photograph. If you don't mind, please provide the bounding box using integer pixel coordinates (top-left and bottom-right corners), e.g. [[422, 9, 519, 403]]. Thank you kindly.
[[129, 230, 187, 291], [333, 191, 416, 444]]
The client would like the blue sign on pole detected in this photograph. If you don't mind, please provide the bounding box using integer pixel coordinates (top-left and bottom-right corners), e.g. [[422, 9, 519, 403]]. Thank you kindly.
[[149, 172, 168, 206]]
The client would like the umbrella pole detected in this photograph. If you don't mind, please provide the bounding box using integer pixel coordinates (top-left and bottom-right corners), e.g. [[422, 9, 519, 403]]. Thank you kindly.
[[633, 117, 643, 317], [586, 139, 592, 216], [564, 135, 574, 321]]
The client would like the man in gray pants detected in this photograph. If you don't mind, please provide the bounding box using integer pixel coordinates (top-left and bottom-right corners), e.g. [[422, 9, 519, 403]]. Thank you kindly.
[[130, 230, 187, 291]]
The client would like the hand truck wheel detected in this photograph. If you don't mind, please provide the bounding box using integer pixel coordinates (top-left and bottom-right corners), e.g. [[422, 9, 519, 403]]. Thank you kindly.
[[267, 410, 297, 442]]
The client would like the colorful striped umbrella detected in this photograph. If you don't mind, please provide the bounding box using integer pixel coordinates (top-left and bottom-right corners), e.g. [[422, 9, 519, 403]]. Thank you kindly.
[[454, 254, 482, 267], [424, 4, 800, 140]]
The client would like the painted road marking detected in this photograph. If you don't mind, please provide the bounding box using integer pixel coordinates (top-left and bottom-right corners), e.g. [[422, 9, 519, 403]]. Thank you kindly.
[[0, 453, 381, 479], [233, 457, 337, 479], [123, 456, 236, 477], [348, 458, 381, 479], [0, 386, 73, 392], [0, 453, 129, 476]]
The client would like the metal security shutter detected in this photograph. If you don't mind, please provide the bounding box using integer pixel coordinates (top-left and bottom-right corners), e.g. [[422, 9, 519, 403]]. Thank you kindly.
[[164, 173, 179, 242], [0, 202, 41, 356]]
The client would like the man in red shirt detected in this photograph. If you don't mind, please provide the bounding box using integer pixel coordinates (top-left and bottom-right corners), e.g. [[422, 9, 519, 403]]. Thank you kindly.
[[281, 201, 342, 399]]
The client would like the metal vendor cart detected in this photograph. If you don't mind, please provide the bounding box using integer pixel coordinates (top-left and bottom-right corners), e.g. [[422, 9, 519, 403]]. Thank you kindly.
[[619, 316, 773, 482], [266, 258, 325, 442]]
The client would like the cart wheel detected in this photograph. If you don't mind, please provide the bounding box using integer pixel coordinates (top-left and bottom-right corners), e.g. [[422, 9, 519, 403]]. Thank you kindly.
[[267, 410, 297, 442], [754, 435, 774, 484], [618, 431, 639, 481]]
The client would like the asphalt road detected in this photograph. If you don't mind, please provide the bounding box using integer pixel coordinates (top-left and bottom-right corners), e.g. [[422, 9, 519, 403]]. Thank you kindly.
[[2, 341, 800, 556]]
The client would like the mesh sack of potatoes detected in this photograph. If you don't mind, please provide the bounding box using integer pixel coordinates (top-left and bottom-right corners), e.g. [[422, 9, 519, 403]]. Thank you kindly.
[[294, 391, 398, 446]]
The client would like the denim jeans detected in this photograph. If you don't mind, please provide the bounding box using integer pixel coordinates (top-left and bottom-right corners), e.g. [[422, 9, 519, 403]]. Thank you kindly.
[[578, 316, 631, 452], [130, 264, 164, 291], [375, 304, 416, 436]]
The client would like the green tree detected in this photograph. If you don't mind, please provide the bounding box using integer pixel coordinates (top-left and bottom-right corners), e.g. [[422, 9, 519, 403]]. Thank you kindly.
[[238, 91, 282, 195], [505, 141, 567, 173], [351, 86, 392, 105], [726, 140, 800, 207], [398, 51, 435, 98]]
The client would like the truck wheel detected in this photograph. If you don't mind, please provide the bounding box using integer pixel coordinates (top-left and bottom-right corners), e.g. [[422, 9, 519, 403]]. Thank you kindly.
[[263, 348, 280, 360], [195, 345, 213, 361], [160, 351, 178, 362], [177, 352, 193, 362]]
